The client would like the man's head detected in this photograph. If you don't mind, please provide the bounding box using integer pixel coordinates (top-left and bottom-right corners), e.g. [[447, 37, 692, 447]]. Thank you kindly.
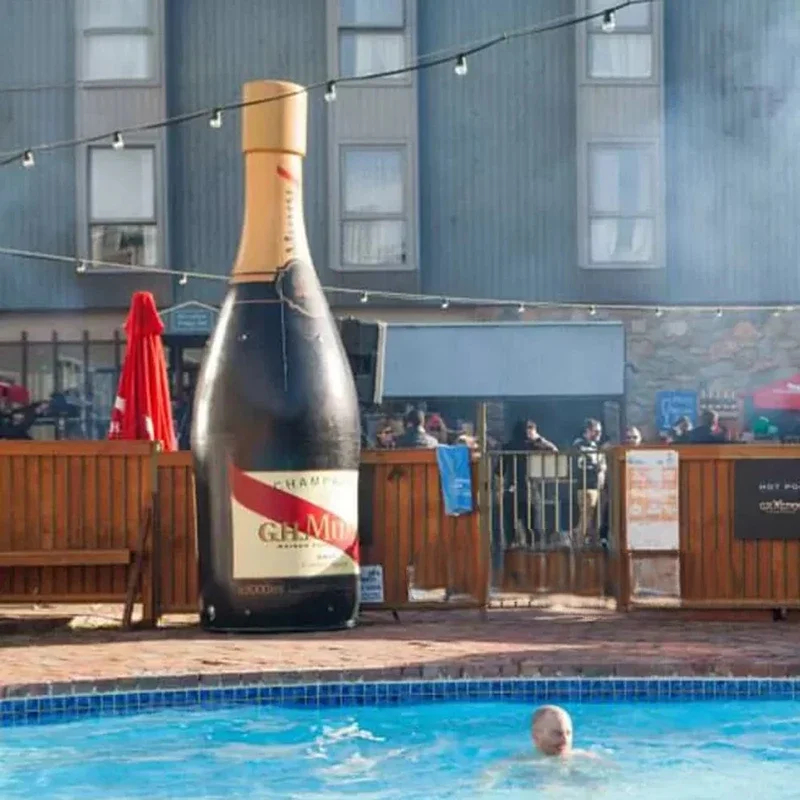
[[405, 409, 425, 429], [625, 426, 642, 446], [675, 415, 692, 434], [583, 418, 602, 442], [700, 409, 719, 429], [525, 420, 539, 440], [376, 424, 394, 448], [531, 705, 573, 757]]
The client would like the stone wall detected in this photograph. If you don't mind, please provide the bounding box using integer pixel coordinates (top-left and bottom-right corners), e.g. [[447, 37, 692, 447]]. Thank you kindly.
[[510, 305, 800, 441]]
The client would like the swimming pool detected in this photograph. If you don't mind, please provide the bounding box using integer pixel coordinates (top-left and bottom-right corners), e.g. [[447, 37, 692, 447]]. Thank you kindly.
[[1, 679, 799, 799]]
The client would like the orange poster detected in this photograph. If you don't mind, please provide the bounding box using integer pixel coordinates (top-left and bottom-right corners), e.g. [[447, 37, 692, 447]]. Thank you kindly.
[[625, 450, 680, 550]]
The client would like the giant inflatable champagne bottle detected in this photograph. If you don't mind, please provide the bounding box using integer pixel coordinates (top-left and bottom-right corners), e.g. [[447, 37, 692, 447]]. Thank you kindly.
[[192, 80, 361, 632]]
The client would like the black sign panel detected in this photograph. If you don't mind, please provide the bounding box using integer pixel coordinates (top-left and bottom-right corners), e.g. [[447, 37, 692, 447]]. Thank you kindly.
[[734, 459, 800, 540]]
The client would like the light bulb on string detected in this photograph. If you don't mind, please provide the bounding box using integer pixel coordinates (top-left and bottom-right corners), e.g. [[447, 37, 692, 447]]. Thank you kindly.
[[178, 273, 188, 286], [772, 309, 782, 318], [655, 307, 664, 318], [324, 81, 337, 103], [441, 298, 450, 310], [589, 305, 597, 316], [601, 10, 616, 32], [454, 54, 468, 76], [22, 150, 34, 168], [111, 132, 125, 150], [517, 303, 525, 314], [75, 260, 87, 274], [360, 292, 369, 304], [209, 109, 222, 129], [715, 308, 723, 318]]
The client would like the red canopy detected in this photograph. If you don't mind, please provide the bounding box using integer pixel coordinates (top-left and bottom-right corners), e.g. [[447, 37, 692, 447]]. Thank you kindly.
[[750, 373, 800, 411], [108, 292, 177, 451]]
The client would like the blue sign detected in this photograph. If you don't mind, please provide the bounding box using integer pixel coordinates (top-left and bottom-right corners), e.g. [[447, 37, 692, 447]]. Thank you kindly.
[[165, 304, 218, 336], [435, 445, 474, 516], [656, 390, 698, 432]]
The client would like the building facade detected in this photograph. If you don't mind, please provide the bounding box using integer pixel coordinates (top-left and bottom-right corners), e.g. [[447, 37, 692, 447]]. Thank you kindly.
[[1, 0, 800, 438]]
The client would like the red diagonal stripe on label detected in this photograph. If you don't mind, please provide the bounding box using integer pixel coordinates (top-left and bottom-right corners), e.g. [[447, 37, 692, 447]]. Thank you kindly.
[[230, 464, 358, 561], [276, 165, 299, 186]]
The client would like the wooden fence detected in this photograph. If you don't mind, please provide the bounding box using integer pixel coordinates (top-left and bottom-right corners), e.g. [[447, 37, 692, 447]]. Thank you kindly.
[[360, 448, 487, 609], [0, 441, 158, 624], [5, 441, 798, 621], [611, 444, 800, 610], [156, 448, 488, 615], [0, 444, 487, 623]]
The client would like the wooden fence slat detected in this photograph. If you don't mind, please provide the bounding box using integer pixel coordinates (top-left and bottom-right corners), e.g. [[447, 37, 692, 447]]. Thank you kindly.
[[714, 460, 732, 600], [0, 443, 157, 620]]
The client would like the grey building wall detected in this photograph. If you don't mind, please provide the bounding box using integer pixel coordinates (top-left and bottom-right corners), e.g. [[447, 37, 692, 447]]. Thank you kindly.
[[417, 0, 577, 303], [72, 0, 173, 311], [323, 0, 421, 299], [665, 0, 800, 304], [166, 0, 330, 308], [4, 0, 800, 313], [0, 0, 77, 311]]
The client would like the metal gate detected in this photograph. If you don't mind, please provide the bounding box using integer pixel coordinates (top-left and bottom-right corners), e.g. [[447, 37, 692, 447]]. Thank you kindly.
[[486, 449, 612, 603]]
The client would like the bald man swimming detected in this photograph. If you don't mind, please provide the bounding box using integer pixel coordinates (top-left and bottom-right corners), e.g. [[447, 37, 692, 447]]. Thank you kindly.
[[531, 705, 598, 759], [480, 705, 600, 790], [531, 705, 573, 756]]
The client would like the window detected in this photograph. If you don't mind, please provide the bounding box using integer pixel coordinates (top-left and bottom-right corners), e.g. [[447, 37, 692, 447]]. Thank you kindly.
[[340, 0, 404, 27], [587, 0, 652, 80], [89, 146, 157, 267], [588, 144, 655, 265], [82, 0, 154, 82], [338, 0, 405, 81], [341, 147, 406, 267]]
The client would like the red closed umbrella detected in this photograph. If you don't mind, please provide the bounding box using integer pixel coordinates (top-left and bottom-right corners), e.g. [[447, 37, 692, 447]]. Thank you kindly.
[[108, 292, 177, 451]]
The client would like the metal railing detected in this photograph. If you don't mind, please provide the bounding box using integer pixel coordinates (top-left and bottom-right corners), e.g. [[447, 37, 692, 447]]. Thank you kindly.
[[487, 448, 611, 601]]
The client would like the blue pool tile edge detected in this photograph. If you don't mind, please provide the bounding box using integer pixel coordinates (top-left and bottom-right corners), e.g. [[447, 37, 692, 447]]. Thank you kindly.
[[1, 678, 799, 727]]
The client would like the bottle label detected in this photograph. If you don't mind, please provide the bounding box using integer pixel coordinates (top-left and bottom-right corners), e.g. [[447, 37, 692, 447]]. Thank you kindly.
[[229, 465, 359, 580]]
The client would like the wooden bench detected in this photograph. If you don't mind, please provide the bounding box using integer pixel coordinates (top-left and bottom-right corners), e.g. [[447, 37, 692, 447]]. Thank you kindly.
[[0, 549, 132, 568], [0, 546, 146, 629]]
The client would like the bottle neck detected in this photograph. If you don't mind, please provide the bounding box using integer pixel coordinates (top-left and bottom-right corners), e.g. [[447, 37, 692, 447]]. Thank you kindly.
[[231, 152, 311, 283]]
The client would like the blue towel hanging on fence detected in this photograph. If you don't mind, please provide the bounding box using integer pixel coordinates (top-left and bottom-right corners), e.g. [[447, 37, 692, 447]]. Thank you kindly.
[[436, 444, 474, 516]]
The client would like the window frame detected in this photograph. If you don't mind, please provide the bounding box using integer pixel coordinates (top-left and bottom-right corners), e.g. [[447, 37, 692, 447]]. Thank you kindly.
[[582, 0, 657, 85], [87, 144, 159, 272], [338, 143, 409, 270], [79, 0, 158, 86], [339, 0, 405, 28], [336, 0, 410, 87], [585, 140, 659, 269]]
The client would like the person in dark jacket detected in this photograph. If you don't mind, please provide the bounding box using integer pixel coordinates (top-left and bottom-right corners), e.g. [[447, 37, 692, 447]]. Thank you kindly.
[[501, 419, 558, 548], [571, 418, 606, 546], [681, 409, 727, 443], [397, 409, 439, 448]]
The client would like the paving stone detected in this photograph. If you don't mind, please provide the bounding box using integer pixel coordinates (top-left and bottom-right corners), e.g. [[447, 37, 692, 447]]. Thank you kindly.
[[1, 605, 798, 693]]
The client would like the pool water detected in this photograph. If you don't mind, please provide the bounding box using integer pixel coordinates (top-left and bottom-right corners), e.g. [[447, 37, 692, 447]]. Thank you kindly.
[[1, 700, 799, 799]]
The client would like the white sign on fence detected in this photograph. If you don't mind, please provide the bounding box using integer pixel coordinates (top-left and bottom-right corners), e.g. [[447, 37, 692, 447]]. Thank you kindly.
[[625, 449, 680, 551], [360, 564, 385, 604]]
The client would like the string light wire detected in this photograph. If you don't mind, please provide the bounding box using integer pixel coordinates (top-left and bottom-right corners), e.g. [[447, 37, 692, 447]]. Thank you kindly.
[[0, 2, 646, 98], [0, 1, 648, 167], [0, 243, 796, 317]]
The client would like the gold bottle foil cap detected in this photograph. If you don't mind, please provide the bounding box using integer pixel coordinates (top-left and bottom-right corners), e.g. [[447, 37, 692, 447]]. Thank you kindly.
[[241, 80, 307, 157]]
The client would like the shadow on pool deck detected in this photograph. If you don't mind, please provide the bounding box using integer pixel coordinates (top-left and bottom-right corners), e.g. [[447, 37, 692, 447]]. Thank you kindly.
[[1, 599, 800, 691]]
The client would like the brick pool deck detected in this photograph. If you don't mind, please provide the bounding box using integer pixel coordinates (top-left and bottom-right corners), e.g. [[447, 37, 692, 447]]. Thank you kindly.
[[1, 600, 798, 697]]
